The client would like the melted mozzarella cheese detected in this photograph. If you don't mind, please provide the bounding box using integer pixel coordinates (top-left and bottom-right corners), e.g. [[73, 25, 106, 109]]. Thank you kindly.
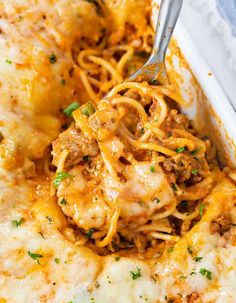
[[0, 177, 160, 303], [1, 175, 236, 303], [0, 1, 236, 302], [152, 177, 236, 302], [0, 0, 104, 171]]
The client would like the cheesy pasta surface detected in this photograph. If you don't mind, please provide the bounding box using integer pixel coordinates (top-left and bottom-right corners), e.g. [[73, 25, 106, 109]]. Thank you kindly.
[[0, 1, 236, 303]]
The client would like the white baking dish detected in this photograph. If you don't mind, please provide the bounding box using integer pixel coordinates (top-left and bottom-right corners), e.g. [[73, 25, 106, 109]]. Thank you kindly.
[[152, 3, 236, 167], [174, 21, 236, 167]]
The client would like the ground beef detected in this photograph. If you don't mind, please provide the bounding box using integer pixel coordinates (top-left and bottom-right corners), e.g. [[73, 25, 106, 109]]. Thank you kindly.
[[162, 153, 209, 185], [52, 126, 99, 168], [163, 109, 190, 132], [210, 215, 232, 235]]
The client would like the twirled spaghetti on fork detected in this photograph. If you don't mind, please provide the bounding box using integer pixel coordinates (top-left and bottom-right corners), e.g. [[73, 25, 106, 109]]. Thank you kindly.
[[51, 81, 218, 256]]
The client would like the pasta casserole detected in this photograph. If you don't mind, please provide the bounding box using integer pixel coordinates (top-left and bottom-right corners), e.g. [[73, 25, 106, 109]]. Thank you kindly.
[[0, 0, 235, 302]]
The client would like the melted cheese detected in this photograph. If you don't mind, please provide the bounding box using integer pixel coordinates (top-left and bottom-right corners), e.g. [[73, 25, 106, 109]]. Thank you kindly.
[[0, 174, 235, 302], [152, 177, 236, 302], [0, 1, 236, 302], [0, 0, 104, 170]]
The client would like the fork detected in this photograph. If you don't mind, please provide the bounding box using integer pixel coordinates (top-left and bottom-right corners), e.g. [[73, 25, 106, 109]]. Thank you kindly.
[[128, 0, 183, 85]]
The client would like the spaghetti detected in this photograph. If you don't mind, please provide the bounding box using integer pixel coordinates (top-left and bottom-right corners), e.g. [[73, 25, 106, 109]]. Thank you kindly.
[[52, 80, 217, 256], [49, 10, 218, 256]]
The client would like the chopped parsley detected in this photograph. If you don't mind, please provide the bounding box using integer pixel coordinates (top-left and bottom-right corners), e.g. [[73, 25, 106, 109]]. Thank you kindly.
[[191, 169, 199, 175], [190, 147, 202, 156], [139, 295, 149, 302], [6, 58, 12, 64], [187, 246, 193, 255], [171, 183, 177, 192], [149, 165, 155, 173], [190, 270, 196, 275], [153, 197, 160, 203], [28, 251, 43, 264], [60, 198, 67, 206], [199, 203, 205, 218], [176, 146, 186, 153], [140, 127, 145, 134], [60, 79, 66, 86], [194, 256, 203, 262], [63, 102, 80, 117], [86, 228, 95, 239], [199, 268, 212, 280], [114, 256, 120, 262], [11, 218, 24, 227], [168, 247, 174, 253], [81, 101, 96, 117], [178, 275, 187, 280], [54, 258, 60, 264], [130, 267, 142, 280], [53, 172, 72, 188], [49, 53, 57, 64], [106, 275, 111, 284]]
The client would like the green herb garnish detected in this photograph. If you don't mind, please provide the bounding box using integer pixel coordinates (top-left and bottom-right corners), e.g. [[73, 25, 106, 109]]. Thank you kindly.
[[150, 165, 155, 173], [194, 256, 203, 262], [176, 146, 186, 153], [178, 275, 187, 280], [187, 246, 193, 255], [28, 251, 43, 264], [11, 218, 24, 227], [171, 183, 177, 192], [191, 169, 199, 175], [60, 79, 66, 86], [49, 53, 57, 64], [54, 258, 60, 264], [60, 198, 67, 206], [6, 58, 12, 64], [53, 172, 72, 188], [190, 147, 202, 156], [63, 102, 80, 117], [86, 228, 95, 239], [199, 268, 212, 280], [130, 267, 142, 280], [114, 256, 120, 262], [81, 101, 96, 117], [140, 128, 145, 134], [199, 203, 205, 218]]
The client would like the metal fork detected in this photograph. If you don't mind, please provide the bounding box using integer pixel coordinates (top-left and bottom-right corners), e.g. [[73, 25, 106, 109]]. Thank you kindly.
[[128, 0, 183, 85]]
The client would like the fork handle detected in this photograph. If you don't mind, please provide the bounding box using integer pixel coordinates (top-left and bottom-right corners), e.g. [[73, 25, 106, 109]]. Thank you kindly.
[[153, 0, 183, 61]]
